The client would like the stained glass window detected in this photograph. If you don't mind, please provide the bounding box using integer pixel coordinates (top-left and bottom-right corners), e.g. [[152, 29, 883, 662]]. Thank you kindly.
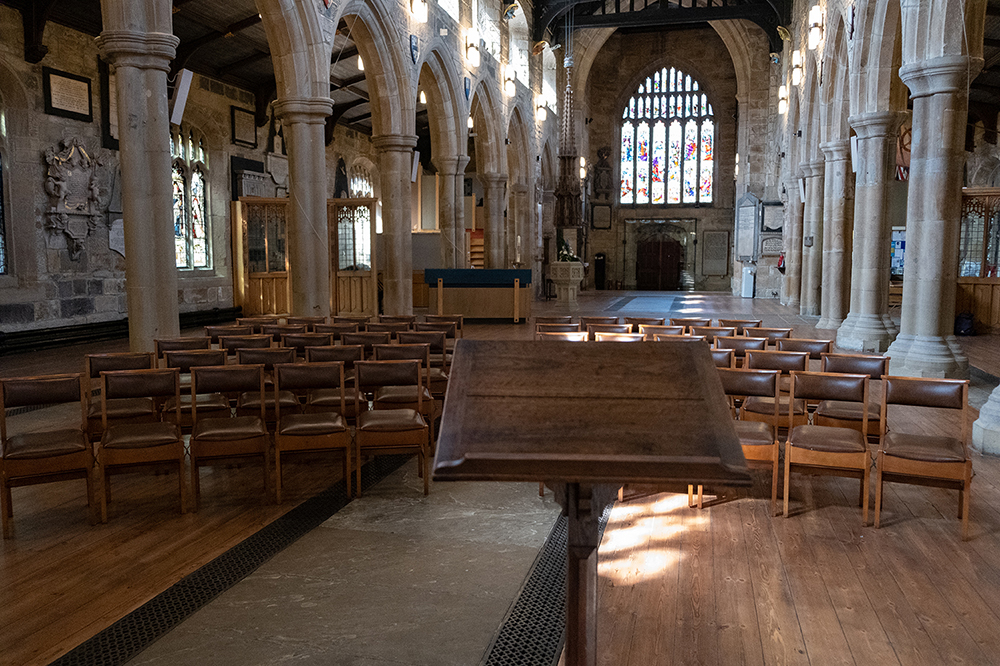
[[0, 154, 7, 274], [172, 127, 211, 269], [619, 67, 714, 206]]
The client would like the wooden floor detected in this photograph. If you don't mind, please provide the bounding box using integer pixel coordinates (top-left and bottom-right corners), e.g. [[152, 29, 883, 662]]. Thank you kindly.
[[2, 291, 999, 665]]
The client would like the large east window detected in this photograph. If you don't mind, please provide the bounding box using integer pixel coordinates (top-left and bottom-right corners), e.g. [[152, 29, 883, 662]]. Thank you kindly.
[[620, 67, 714, 206], [170, 128, 210, 269]]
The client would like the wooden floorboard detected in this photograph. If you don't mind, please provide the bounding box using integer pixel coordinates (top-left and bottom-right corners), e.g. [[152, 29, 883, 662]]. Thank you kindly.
[[4, 292, 1000, 665]]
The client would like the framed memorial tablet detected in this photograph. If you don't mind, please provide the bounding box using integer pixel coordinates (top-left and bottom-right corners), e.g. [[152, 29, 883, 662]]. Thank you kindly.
[[43, 67, 93, 123], [231, 106, 257, 148]]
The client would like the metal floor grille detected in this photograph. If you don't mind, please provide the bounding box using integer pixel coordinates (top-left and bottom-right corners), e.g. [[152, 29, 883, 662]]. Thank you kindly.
[[481, 501, 613, 666], [50, 454, 410, 666]]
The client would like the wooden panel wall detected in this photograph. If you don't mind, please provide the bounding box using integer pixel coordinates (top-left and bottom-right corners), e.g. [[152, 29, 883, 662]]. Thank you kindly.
[[957, 277, 1000, 333]]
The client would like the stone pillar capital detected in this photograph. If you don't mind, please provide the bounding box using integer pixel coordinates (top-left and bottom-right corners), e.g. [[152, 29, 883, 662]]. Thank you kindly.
[[432, 155, 463, 175], [482, 172, 508, 187], [899, 55, 977, 98], [273, 97, 333, 124], [819, 139, 852, 162], [801, 159, 825, 178], [849, 111, 907, 139], [373, 134, 418, 153], [510, 183, 529, 194], [96, 30, 178, 71]]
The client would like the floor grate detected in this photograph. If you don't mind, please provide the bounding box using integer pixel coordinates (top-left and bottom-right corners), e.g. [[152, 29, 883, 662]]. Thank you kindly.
[[481, 501, 613, 666], [50, 454, 410, 666]]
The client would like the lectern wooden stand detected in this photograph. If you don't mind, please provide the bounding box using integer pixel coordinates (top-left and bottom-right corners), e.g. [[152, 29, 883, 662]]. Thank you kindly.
[[433, 340, 751, 666]]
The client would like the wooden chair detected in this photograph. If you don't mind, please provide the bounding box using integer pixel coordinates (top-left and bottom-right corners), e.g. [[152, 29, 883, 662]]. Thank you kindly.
[[742, 350, 810, 430], [273, 362, 351, 501], [237, 316, 280, 333], [83, 352, 157, 442], [205, 325, 252, 344], [624, 316, 665, 332], [154, 336, 211, 366], [218, 334, 272, 357], [535, 315, 574, 324], [261, 323, 307, 343], [424, 314, 464, 339], [652, 334, 707, 343], [784, 371, 871, 523], [536, 331, 588, 341], [97, 368, 186, 521], [579, 316, 618, 326], [285, 316, 327, 330], [341, 332, 392, 358], [189, 364, 271, 510], [815, 353, 890, 438], [669, 317, 711, 327], [710, 349, 735, 368], [715, 336, 767, 367], [594, 332, 645, 342], [413, 321, 458, 353], [0, 373, 95, 538], [718, 367, 781, 514], [333, 315, 371, 325], [234, 348, 298, 423], [354, 360, 430, 496], [280, 332, 333, 358], [366, 322, 411, 337], [373, 343, 439, 449], [875, 376, 972, 539], [777, 338, 833, 369], [398, 331, 450, 398], [536, 323, 582, 337], [719, 318, 762, 335], [690, 326, 737, 344], [586, 323, 632, 340], [379, 314, 417, 325], [638, 324, 685, 339], [162, 349, 230, 431], [314, 322, 360, 341], [304, 345, 366, 423], [750, 327, 794, 346]]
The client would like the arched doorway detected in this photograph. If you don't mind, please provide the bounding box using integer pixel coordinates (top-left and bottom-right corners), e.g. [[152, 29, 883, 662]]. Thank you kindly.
[[625, 219, 696, 291]]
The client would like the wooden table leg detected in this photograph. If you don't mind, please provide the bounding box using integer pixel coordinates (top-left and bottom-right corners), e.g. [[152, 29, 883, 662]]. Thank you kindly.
[[554, 482, 614, 666]]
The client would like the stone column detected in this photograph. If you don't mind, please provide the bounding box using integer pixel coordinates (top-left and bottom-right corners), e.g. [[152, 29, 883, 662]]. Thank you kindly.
[[433, 156, 461, 268], [800, 159, 825, 316], [783, 177, 804, 309], [274, 98, 333, 317], [817, 140, 853, 330], [509, 183, 529, 266], [974, 387, 1000, 455], [96, 14, 180, 352], [482, 173, 508, 268], [374, 134, 418, 315], [454, 156, 470, 268], [836, 112, 904, 352], [886, 57, 970, 377]]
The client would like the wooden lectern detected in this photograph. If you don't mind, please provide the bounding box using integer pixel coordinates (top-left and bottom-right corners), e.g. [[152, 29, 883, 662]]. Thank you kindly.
[[433, 340, 751, 666]]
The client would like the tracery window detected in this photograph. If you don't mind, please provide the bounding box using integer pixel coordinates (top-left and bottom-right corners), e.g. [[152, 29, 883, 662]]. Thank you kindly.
[[620, 67, 714, 206], [170, 128, 210, 269], [349, 165, 374, 198], [0, 152, 7, 274]]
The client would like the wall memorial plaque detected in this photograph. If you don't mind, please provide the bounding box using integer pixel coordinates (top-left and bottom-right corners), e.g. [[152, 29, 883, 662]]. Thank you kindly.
[[735, 193, 760, 261], [761, 236, 783, 256], [231, 106, 257, 148], [591, 204, 611, 230], [703, 230, 729, 276], [43, 67, 93, 123]]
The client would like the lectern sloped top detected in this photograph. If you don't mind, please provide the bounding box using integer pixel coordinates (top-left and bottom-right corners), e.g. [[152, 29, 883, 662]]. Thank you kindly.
[[433, 340, 751, 486]]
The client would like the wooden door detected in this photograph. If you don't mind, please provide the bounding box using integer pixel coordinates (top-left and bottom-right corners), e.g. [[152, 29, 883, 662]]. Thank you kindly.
[[636, 239, 682, 291], [232, 198, 289, 315], [329, 198, 378, 315]]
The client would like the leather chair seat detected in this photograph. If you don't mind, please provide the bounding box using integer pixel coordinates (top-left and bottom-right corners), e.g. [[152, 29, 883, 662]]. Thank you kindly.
[[814, 399, 880, 422], [734, 420, 774, 447], [307, 388, 365, 418], [192, 416, 267, 441], [357, 409, 425, 432], [87, 397, 156, 419], [374, 385, 434, 405], [743, 396, 806, 415], [236, 390, 299, 411], [789, 425, 867, 453], [883, 432, 967, 463], [102, 422, 181, 449], [3, 429, 88, 460], [278, 412, 347, 436], [164, 393, 230, 413]]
